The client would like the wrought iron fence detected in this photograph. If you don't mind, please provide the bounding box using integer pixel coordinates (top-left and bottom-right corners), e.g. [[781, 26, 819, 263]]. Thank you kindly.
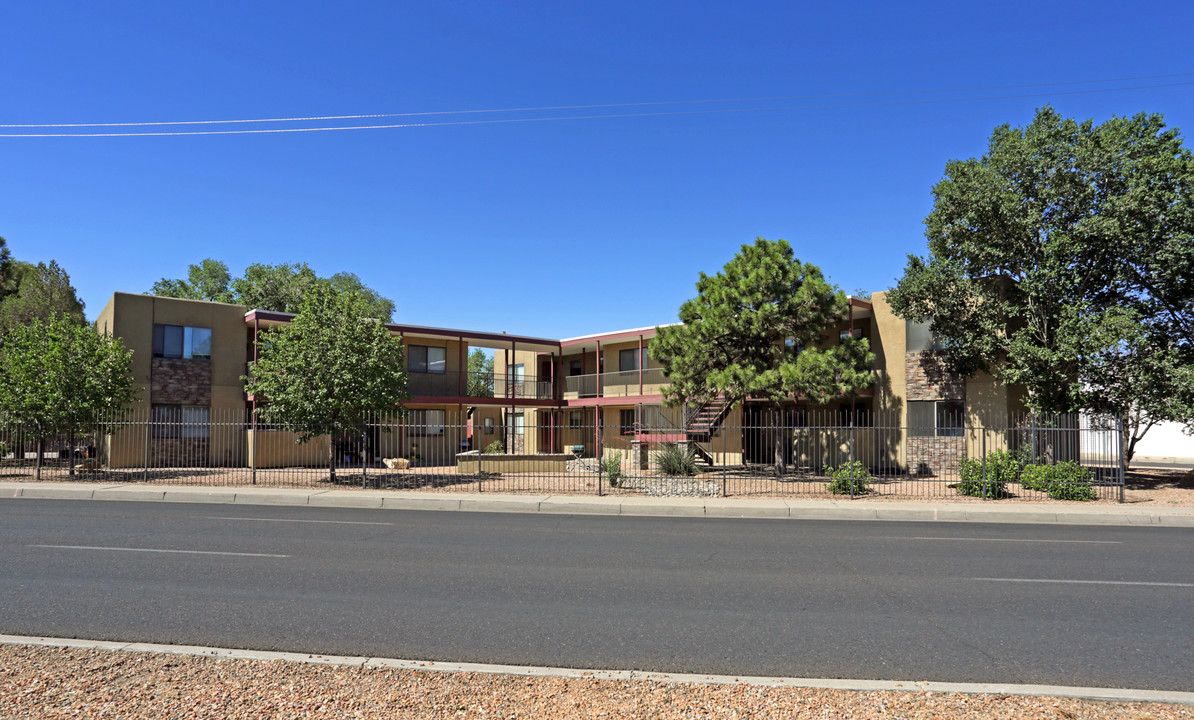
[[0, 408, 1125, 501]]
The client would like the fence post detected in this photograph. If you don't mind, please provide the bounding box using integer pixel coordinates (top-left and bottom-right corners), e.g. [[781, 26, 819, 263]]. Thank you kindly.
[[596, 416, 603, 496], [250, 411, 257, 485], [361, 422, 368, 489], [849, 419, 855, 500], [477, 417, 483, 493], [142, 417, 150, 483], [720, 417, 727, 498], [1117, 414, 1126, 504], [982, 428, 988, 500]]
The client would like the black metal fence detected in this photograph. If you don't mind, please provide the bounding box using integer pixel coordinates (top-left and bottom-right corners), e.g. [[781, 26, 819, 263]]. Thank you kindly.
[[0, 409, 1125, 501]]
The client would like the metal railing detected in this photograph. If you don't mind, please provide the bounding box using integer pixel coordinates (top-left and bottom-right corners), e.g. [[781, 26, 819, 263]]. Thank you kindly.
[[406, 370, 554, 400], [0, 408, 1125, 502], [563, 367, 669, 398]]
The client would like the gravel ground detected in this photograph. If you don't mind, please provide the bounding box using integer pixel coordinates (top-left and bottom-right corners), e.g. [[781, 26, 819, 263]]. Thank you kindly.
[[1, 645, 1189, 719]]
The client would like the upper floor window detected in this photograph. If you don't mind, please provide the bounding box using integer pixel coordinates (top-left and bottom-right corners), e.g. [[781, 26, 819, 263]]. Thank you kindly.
[[619, 347, 648, 372], [408, 345, 446, 374], [153, 325, 212, 360], [568, 359, 583, 376]]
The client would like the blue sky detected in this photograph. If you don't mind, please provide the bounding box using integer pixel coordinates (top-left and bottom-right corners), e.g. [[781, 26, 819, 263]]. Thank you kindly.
[[3, 1, 1193, 337]]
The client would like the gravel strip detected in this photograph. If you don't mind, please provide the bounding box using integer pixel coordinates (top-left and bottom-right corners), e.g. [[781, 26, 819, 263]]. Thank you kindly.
[[1, 645, 1189, 719]]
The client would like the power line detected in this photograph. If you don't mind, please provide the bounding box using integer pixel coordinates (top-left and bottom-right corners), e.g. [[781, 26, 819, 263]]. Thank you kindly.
[[3, 80, 1192, 138], [5, 73, 1194, 129]]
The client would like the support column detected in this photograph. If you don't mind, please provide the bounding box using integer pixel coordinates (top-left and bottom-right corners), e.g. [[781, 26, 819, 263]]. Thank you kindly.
[[458, 335, 465, 396], [596, 340, 602, 398], [638, 334, 644, 396]]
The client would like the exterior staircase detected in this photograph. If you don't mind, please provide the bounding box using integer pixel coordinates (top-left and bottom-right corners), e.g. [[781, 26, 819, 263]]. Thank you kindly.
[[684, 397, 732, 466]]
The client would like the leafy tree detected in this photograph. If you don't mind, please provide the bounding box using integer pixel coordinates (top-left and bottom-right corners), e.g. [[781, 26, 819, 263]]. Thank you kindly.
[[232, 261, 319, 314], [0, 314, 137, 480], [150, 259, 234, 303], [467, 348, 495, 397], [243, 282, 409, 484], [0, 236, 14, 299], [0, 260, 86, 337], [325, 271, 396, 321], [887, 107, 1194, 463], [650, 238, 875, 473]]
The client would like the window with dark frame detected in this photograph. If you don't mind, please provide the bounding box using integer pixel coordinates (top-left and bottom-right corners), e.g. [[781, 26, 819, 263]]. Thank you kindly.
[[568, 359, 583, 376], [908, 400, 964, 437], [619, 408, 636, 435], [618, 348, 648, 372], [151, 404, 211, 438], [408, 345, 447, 374], [409, 409, 445, 436], [152, 325, 212, 360], [482, 417, 495, 435], [567, 410, 582, 428]]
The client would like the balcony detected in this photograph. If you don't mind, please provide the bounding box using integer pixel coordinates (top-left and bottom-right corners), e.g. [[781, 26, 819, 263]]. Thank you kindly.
[[407, 370, 555, 401], [563, 367, 669, 399]]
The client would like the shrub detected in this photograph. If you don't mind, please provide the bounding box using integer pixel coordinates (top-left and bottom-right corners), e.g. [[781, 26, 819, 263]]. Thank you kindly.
[[824, 461, 870, 495], [656, 442, 698, 476], [602, 451, 624, 487], [483, 440, 504, 454], [956, 457, 1010, 498], [1021, 461, 1096, 501]]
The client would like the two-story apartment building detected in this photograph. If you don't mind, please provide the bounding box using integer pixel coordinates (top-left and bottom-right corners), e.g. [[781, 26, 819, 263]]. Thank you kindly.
[[95, 289, 1026, 474]]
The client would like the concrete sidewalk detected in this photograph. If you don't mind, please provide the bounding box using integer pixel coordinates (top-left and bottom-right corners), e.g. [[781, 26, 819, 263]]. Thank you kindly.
[[4, 480, 1194, 527]]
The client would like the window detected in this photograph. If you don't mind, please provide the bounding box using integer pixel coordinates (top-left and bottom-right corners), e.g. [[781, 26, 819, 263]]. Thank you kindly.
[[908, 400, 964, 437], [567, 410, 582, 428], [152, 325, 212, 359], [906, 320, 944, 352], [618, 348, 648, 372], [785, 338, 804, 357], [568, 359, 583, 376], [151, 404, 210, 438], [409, 345, 447, 374], [839, 328, 862, 342], [509, 413, 524, 435], [482, 417, 495, 435], [409, 409, 445, 436], [619, 408, 636, 435]]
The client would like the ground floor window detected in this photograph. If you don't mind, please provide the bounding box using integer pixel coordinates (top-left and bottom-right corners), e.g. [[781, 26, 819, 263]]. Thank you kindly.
[[567, 410, 582, 428], [151, 404, 210, 438], [619, 408, 636, 435], [908, 400, 964, 437], [409, 409, 445, 436]]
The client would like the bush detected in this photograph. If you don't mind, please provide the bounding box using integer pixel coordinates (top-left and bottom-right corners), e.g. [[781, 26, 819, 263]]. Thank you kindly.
[[483, 440, 504, 454], [656, 442, 698, 476], [1021, 461, 1096, 501], [602, 451, 624, 487], [956, 457, 1010, 498], [824, 461, 870, 495]]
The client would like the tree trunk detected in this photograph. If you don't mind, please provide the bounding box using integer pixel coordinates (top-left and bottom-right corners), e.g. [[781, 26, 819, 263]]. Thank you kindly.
[[771, 404, 786, 477], [328, 434, 337, 485]]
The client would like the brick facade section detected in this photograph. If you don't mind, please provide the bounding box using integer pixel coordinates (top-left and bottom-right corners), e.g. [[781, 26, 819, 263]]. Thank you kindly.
[[905, 351, 964, 401], [907, 436, 965, 476], [151, 358, 212, 405], [151, 438, 208, 467], [906, 351, 966, 476]]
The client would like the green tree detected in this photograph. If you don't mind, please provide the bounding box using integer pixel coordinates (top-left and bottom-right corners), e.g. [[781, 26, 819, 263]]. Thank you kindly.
[[650, 238, 875, 473], [243, 282, 409, 484], [150, 258, 234, 303], [0, 237, 14, 299], [151, 259, 396, 320], [0, 314, 137, 480], [887, 107, 1194, 463], [0, 260, 86, 337], [467, 348, 495, 397], [232, 261, 319, 314]]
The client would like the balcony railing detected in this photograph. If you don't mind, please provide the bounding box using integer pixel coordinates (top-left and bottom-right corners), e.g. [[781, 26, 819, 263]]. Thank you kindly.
[[563, 367, 669, 398], [406, 370, 554, 400]]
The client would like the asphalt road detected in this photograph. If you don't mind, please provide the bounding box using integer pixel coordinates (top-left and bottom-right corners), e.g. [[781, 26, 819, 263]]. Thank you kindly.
[[1, 499, 1191, 691]]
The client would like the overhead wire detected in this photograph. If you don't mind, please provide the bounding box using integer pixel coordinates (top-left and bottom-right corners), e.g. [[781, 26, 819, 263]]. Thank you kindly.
[[2, 78, 1192, 138]]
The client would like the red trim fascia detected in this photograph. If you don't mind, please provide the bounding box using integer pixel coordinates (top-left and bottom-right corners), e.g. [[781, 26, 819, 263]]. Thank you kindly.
[[243, 310, 561, 349], [564, 394, 665, 407], [848, 297, 873, 310]]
